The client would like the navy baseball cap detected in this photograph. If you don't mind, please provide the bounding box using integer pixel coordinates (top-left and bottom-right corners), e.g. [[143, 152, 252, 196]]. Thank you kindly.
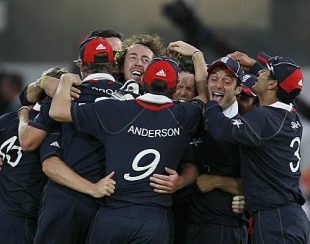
[[207, 56, 244, 83], [78, 37, 114, 64], [143, 56, 178, 89], [241, 74, 257, 97], [257, 52, 303, 95]]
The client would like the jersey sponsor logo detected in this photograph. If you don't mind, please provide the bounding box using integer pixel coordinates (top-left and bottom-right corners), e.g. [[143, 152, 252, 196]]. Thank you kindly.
[[220, 56, 229, 63], [91, 87, 117, 96], [96, 43, 106, 50], [291, 121, 302, 129], [155, 69, 166, 77], [298, 79, 303, 86], [189, 138, 203, 147], [0, 136, 22, 167], [50, 141, 60, 148], [232, 119, 243, 128], [128, 125, 180, 138]]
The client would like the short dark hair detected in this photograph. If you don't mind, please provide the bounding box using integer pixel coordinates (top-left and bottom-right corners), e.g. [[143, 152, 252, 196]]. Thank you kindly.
[[277, 87, 300, 104], [87, 29, 123, 40], [177, 56, 195, 74], [144, 79, 175, 97]]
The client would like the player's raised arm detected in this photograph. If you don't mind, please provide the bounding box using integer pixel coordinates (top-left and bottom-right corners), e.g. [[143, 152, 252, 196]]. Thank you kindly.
[[50, 73, 82, 122], [168, 40, 207, 99]]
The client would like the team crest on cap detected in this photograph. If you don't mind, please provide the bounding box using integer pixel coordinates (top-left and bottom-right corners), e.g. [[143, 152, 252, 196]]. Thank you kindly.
[[96, 44, 106, 50], [156, 69, 167, 77], [220, 57, 229, 63]]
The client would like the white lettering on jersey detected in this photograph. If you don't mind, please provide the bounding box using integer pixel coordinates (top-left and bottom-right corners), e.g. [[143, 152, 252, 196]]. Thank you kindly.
[[124, 149, 160, 181], [232, 119, 243, 128], [127, 125, 180, 138], [0, 136, 22, 167], [289, 137, 301, 173], [91, 87, 116, 96], [291, 121, 302, 129]]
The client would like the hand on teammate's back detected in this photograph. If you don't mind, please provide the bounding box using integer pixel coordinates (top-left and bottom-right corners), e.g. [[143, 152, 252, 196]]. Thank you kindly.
[[231, 195, 245, 214], [150, 167, 181, 194], [91, 171, 116, 198]]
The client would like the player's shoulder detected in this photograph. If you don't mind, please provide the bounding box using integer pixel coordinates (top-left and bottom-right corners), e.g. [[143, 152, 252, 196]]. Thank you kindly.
[[0, 111, 18, 128]]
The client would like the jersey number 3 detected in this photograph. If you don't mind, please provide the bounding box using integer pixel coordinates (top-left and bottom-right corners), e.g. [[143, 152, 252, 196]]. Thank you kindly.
[[289, 137, 301, 173], [124, 149, 160, 181]]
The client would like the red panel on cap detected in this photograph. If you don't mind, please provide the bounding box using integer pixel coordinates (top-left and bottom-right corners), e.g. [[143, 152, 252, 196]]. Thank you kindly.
[[83, 38, 114, 63], [279, 69, 303, 94], [143, 60, 177, 89]]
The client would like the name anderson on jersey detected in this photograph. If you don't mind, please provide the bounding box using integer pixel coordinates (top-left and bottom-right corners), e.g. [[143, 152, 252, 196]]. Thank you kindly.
[[128, 125, 180, 138]]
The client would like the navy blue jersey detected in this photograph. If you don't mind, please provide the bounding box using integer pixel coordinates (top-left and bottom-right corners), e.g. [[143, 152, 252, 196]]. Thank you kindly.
[[60, 77, 122, 183], [29, 97, 57, 133], [205, 100, 305, 213], [187, 127, 243, 226], [0, 112, 47, 217], [71, 94, 201, 208], [40, 128, 62, 162], [28, 74, 121, 183]]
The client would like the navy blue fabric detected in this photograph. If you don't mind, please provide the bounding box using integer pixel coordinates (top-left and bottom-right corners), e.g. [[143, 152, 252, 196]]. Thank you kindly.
[[72, 98, 201, 208], [205, 100, 308, 242], [34, 78, 122, 243], [0, 111, 47, 243], [34, 181, 100, 244], [39, 128, 62, 162], [253, 203, 310, 244], [0, 211, 37, 244], [87, 205, 169, 244], [205, 101, 305, 213], [185, 222, 247, 244], [29, 97, 57, 133], [0, 112, 47, 217], [187, 128, 243, 227]]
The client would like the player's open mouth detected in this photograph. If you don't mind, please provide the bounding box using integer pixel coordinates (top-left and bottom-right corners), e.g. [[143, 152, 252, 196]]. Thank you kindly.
[[212, 92, 224, 102], [131, 70, 142, 77]]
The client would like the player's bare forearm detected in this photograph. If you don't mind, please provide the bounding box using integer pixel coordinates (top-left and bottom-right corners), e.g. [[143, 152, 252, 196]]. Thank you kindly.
[[18, 106, 47, 151], [197, 174, 242, 195], [50, 74, 80, 122], [42, 156, 115, 198], [25, 79, 44, 104], [215, 176, 242, 195], [192, 51, 208, 99]]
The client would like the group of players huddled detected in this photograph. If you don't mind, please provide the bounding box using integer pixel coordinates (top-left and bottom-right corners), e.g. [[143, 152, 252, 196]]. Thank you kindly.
[[0, 29, 309, 244]]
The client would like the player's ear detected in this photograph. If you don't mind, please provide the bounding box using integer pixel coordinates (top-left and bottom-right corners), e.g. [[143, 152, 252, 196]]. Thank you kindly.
[[269, 79, 278, 90], [235, 85, 242, 96]]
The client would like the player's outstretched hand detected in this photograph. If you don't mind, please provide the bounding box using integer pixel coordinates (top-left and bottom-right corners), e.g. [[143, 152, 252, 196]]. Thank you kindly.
[[150, 167, 181, 194], [196, 174, 218, 193], [228, 51, 256, 71], [231, 195, 245, 214], [92, 171, 116, 198]]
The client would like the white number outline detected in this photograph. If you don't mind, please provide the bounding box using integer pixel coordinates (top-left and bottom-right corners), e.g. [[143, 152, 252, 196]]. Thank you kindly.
[[289, 137, 301, 173], [0, 136, 23, 167], [124, 149, 160, 181]]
